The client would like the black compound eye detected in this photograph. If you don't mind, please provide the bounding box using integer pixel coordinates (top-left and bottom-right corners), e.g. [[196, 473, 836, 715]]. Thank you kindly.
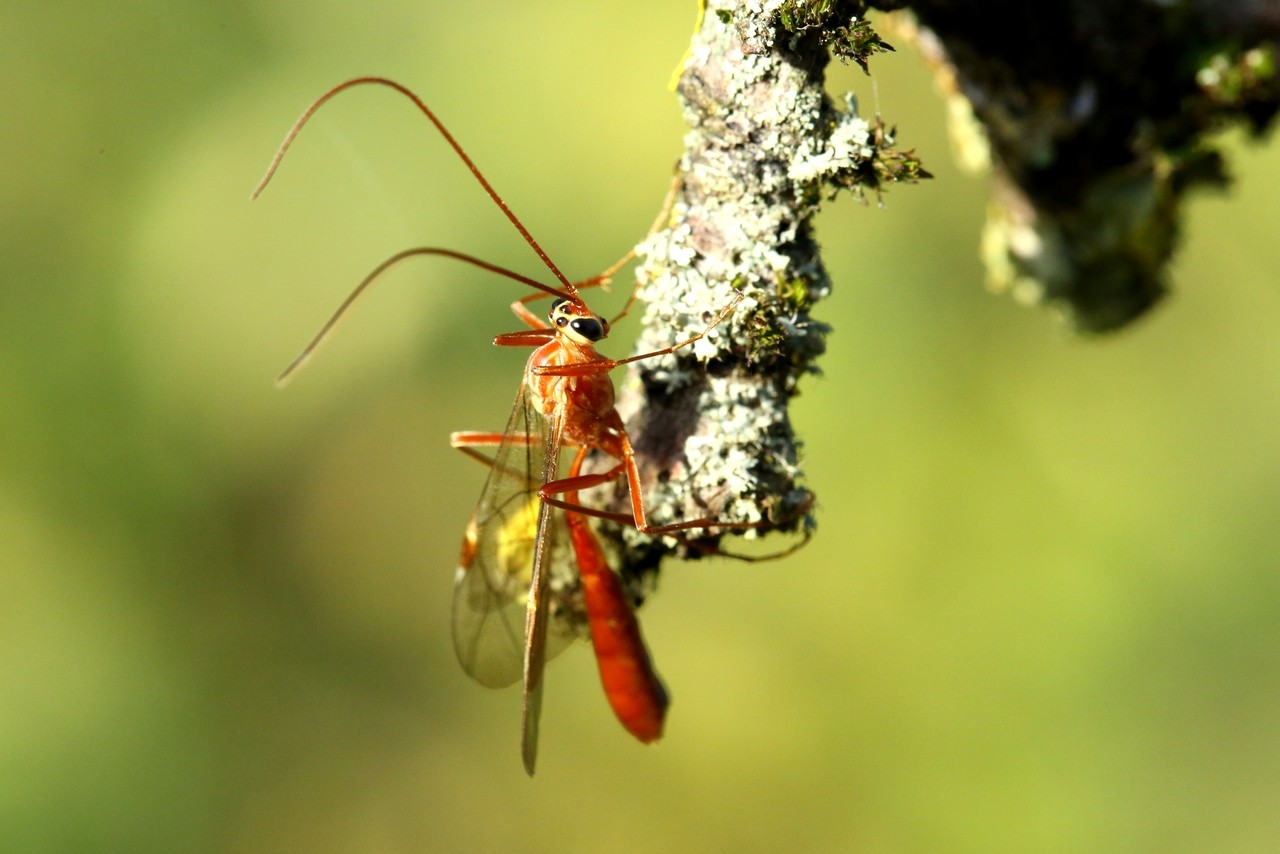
[[571, 318, 605, 342]]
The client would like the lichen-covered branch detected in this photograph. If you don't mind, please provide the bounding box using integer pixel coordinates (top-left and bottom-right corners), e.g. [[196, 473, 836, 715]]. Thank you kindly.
[[608, 0, 1280, 588], [609, 1, 924, 580]]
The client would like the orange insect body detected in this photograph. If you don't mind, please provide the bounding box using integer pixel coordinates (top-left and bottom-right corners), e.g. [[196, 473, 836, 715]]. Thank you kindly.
[[451, 292, 677, 769], [566, 506, 667, 743], [525, 304, 621, 450], [257, 77, 742, 776]]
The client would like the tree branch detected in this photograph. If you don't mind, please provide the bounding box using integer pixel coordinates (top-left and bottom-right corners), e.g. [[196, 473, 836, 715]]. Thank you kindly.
[[611, 1, 925, 581], [899, 0, 1280, 331], [611, 0, 1279, 588]]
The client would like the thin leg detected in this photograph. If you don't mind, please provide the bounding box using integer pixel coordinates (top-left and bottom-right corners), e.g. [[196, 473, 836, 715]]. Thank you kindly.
[[450, 430, 526, 449], [536, 435, 762, 537]]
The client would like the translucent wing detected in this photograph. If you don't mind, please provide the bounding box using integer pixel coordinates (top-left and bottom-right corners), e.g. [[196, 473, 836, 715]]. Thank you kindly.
[[452, 386, 583, 689]]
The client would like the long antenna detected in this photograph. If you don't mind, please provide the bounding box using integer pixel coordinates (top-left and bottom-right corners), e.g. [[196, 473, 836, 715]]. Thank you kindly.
[[274, 247, 568, 387], [252, 76, 579, 296]]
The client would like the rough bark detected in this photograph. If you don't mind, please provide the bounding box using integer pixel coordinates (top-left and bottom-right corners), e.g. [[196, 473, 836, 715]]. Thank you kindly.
[[611, 1, 923, 581], [901, 0, 1280, 331], [611, 0, 1279, 586]]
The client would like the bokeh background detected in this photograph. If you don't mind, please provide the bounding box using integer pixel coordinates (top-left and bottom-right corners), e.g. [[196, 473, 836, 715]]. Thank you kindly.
[[4, 2, 1279, 852]]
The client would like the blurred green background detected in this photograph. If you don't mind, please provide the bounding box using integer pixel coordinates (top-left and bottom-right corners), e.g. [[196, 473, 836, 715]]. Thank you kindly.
[[4, 2, 1279, 852]]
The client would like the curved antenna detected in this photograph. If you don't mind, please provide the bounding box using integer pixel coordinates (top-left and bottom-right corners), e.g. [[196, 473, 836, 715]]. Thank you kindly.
[[252, 76, 580, 297], [276, 247, 568, 387]]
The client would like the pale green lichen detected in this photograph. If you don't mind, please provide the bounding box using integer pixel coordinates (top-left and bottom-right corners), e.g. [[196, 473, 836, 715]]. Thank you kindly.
[[787, 97, 875, 184], [598, 0, 921, 574]]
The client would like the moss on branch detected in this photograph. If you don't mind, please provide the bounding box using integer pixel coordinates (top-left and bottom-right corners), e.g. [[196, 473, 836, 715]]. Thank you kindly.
[[898, 1, 1280, 331]]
